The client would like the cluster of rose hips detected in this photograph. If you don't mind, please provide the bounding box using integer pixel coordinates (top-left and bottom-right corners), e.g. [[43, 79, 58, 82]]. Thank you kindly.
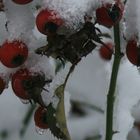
[[1, 0, 140, 134], [96, 0, 124, 28], [0, 0, 50, 131], [0, 40, 29, 93], [0, 0, 65, 132], [0, 39, 48, 130]]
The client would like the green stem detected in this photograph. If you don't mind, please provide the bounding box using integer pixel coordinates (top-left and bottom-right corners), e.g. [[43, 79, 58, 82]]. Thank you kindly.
[[20, 104, 36, 137], [105, 24, 123, 140]]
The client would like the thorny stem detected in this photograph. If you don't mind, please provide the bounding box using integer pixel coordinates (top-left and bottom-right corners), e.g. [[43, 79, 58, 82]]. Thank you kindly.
[[105, 23, 123, 140]]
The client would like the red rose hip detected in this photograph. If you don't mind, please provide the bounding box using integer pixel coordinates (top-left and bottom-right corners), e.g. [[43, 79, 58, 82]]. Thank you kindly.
[[11, 69, 31, 100], [0, 40, 28, 68], [96, 2, 124, 28], [36, 9, 63, 35], [99, 43, 114, 60], [12, 0, 33, 4], [126, 39, 140, 66], [34, 106, 48, 129]]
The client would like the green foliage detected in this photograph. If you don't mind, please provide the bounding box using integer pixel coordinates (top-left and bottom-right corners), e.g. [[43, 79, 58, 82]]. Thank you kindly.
[[55, 85, 71, 140], [46, 104, 66, 139]]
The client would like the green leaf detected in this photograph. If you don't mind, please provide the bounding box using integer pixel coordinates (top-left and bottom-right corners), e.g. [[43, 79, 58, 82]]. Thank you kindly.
[[55, 85, 71, 140], [46, 104, 66, 139], [55, 64, 76, 140]]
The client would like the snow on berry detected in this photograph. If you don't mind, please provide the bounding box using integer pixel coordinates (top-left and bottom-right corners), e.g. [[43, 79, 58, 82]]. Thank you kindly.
[[41, 0, 114, 30], [0, 40, 28, 68], [96, 1, 124, 28], [36, 9, 63, 35]]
